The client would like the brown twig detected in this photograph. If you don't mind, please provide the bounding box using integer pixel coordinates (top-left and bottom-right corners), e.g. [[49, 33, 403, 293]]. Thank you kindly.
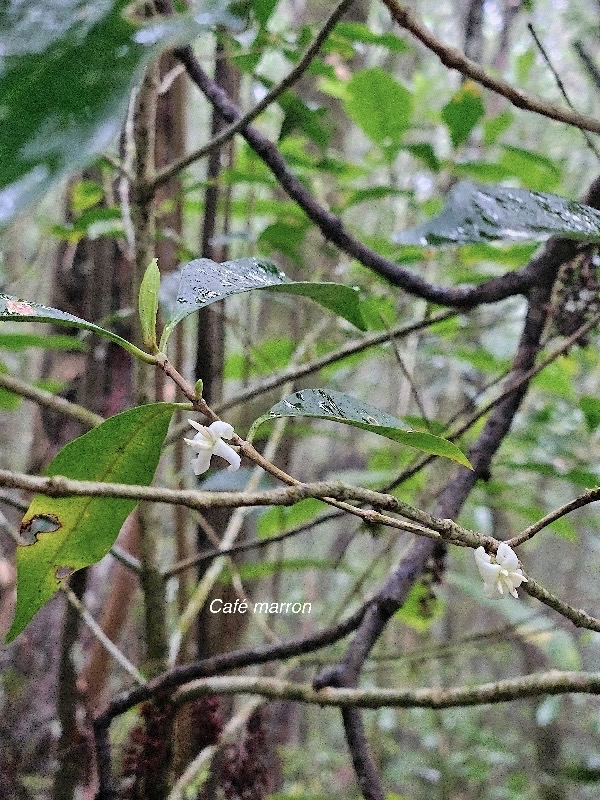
[[381, 0, 600, 135]]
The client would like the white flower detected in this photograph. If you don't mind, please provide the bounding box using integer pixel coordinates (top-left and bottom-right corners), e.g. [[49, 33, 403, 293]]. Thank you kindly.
[[474, 542, 527, 599], [184, 420, 241, 475]]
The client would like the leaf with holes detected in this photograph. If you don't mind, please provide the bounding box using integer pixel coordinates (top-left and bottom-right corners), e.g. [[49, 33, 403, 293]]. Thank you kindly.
[[248, 389, 471, 468], [394, 181, 600, 246], [6, 403, 178, 642], [158, 257, 366, 349]]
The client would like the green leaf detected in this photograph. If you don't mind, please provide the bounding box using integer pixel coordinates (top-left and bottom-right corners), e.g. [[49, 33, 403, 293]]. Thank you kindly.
[[138, 258, 161, 351], [0, 332, 86, 352], [332, 21, 410, 53], [257, 499, 325, 539], [70, 179, 104, 215], [0, 294, 154, 363], [482, 111, 514, 145], [497, 146, 562, 191], [580, 396, 600, 432], [248, 388, 472, 468], [441, 82, 485, 148], [343, 68, 413, 159], [395, 181, 600, 246], [0, 0, 237, 224], [395, 581, 444, 631], [6, 403, 178, 642], [277, 91, 331, 147], [403, 142, 441, 172], [159, 257, 366, 348]]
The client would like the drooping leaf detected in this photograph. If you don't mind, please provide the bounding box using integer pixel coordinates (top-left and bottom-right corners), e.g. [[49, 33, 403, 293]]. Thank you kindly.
[[395, 181, 600, 246], [343, 68, 413, 160], [248, 388, 472, 468], [277, 91, 331, 147], [441, 81, 485, 148], [6, 403, 178, 642], [497, 145, 562, 191], [0, 0, 237, 224], [482, 111, 514, 145], [158, 257, 366, 348], [0, 294, 151, 361]]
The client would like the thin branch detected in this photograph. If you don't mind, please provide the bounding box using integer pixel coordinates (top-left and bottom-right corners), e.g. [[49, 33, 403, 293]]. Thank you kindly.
[[151, 0, 356, 191], [527, 23, 600, 161], [175, 47, 536, 308], [63, 587, 146, 685], [381, 0, 600, 135], [342, 707, 385, 800], [574, 39, 600, 91], [522, 576, 600, 631], [173, 670, 600, 709], [165, 505, 340, 577], [0, 471, 484, 546], [96, 603, 370, 726], [0, 371, 104, 429], [508, 486, 600, 547]]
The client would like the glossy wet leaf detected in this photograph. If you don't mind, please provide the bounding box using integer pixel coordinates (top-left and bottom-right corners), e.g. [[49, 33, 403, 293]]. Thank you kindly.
[[248, 389, 471, 468], [159, 257, 366, 348], [0, 294, 150, 361], [6, 403, 178, 642], [394, 181, 600, 246], [0, 0, 237, 224]]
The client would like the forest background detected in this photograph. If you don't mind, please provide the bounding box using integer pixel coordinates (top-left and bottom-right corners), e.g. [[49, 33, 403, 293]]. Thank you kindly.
[[1, 0, 600, 799]]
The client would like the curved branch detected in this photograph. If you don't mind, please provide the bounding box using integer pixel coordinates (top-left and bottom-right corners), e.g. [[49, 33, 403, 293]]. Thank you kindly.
[[151, 0, 356, 191], [381, 0, 600, 135], [175, 46, 538, 308], [0, 371, 104, 429]]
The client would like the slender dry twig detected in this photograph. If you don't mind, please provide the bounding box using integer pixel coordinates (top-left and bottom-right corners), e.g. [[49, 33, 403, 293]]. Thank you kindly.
[[508, 486, 600, 547], [527, 23, 600, 160], [173, 670, 600, 709], [63, 587, 146, 684], [0, 371, 104, 429]]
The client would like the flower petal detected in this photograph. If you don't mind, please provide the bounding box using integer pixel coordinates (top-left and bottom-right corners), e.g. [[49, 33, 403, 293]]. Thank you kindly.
[[496, 541, 519, 570], [212, 438, 241, 471], [207, 421, 235, 440], [192, 450, 213, 475], [184, 436, 214, 452]]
